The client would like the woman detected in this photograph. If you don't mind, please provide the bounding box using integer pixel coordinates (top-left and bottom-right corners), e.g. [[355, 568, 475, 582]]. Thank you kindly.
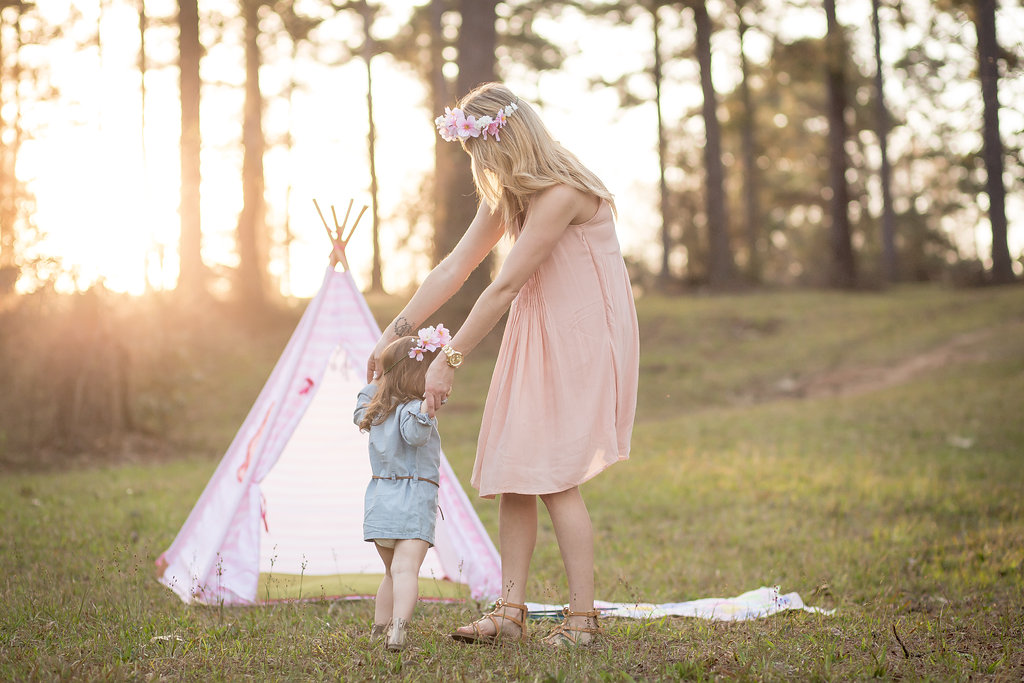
[[366, 82, 639, 647]]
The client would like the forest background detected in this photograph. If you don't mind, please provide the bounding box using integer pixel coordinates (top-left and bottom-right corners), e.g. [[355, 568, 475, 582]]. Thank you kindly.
[[0, 0, 1021, 472]]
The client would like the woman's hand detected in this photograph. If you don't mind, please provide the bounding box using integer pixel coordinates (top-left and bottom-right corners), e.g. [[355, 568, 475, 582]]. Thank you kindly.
[[366, 336, 392, 382], [423, 355, 455, 417]]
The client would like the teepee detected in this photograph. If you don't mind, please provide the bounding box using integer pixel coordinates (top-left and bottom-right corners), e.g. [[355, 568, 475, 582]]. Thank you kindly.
[[157, 202, 501, 605]]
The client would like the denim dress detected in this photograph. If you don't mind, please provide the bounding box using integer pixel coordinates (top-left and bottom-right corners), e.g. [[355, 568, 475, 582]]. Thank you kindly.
[[354, 383, 441, 546]]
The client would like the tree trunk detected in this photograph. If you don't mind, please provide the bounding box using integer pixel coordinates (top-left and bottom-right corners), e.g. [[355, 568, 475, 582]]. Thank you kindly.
[[872, 0, 898, 283], [432, 0, 496, 315], [237, 0, 268, 307], [693, 0, 735, 288], [177, 0, 203, 296], [974, 0, 1013, 283], [0, 5, 26, 296], [360, 3, 384, 293], [140, 0, 152, 292], [429, 0, 452, 267], [824, 0, 856, 288], [652, 4, 672, 286], [0, 9, 14, 281], [282, 40, 297, 297], [737, 2, 761, 283]]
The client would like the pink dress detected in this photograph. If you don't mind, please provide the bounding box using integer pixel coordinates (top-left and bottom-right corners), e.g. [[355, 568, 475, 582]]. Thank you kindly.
[[472, 199, 640, 499]]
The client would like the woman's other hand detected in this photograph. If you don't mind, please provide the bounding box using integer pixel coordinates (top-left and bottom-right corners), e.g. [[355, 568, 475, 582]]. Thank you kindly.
[[367, 336, 390, 382], [423, 355, 455, 417]]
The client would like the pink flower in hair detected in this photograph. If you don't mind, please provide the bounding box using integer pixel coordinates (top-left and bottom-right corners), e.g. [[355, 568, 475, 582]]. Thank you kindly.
[[434, 324, 452, 347], [457, 112, 480, 139], [418, 325, 440, 351], [434, 107, 459, 142], [408, 346, 425, 361]]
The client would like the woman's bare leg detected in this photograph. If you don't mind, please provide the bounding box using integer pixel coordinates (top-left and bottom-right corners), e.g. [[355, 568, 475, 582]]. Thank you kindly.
[[540, 486, 597, 640], [498, 492, 538, 606], [453, 492, 536, 638]]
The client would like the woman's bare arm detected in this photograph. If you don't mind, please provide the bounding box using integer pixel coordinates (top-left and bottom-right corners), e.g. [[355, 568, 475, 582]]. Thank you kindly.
[[422, 184, 592, 413], [367, 201, 504, 380]]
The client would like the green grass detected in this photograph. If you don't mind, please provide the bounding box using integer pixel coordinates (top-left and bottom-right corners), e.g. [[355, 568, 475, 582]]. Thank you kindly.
[[258, 573, 466, 601], [2, 284, 1023, 680]]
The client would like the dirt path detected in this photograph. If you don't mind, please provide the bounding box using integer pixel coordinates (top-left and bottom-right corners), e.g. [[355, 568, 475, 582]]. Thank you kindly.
[[783, 320, 1021, 400]]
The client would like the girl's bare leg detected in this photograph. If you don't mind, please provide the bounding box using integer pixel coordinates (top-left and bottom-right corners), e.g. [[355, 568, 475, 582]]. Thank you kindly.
[[453, 492, 536, 637], [390, 539, 430, 623], [540, 486, 597, 640], [373, 543, 395, 628]]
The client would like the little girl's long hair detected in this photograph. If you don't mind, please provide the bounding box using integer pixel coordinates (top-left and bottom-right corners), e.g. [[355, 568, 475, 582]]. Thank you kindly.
[[455, 82, 616, 232], [358, 336, 438, 432]]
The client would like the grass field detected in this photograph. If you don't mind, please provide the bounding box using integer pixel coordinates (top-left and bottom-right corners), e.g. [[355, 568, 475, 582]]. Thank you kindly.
[[2, 284, 1023, 680]]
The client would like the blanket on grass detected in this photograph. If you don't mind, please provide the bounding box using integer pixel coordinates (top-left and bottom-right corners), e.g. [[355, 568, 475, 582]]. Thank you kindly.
[[526, 586, 834, 622]]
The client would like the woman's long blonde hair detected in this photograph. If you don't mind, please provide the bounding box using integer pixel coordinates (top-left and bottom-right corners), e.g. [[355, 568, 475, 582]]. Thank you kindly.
[[455, 82, 615, 231], [358, 337, 437, 432]]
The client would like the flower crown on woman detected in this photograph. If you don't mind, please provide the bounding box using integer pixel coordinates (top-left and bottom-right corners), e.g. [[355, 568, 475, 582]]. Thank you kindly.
[[435, 102, 519, 142]]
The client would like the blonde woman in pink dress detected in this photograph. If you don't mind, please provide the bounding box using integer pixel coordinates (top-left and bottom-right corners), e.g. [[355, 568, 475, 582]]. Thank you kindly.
[[366, 82, 639, 647]]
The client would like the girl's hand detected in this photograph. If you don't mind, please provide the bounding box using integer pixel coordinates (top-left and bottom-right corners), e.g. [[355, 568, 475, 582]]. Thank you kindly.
[[366, 336, 391, 382], [423, 355, 454, 417]]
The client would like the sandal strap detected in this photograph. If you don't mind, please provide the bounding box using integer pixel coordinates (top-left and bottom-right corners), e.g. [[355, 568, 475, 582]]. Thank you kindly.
[[464, 597, 528, 640], [494, 598, 528, 613], [555, 622, 602, 636], [556, 606, 602, 635], [485, 598, 528, 629], [543, 620, 600, 645]]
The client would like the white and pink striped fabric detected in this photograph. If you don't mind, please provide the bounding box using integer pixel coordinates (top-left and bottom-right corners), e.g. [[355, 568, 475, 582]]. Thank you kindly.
[[157, 266, 501, 605]]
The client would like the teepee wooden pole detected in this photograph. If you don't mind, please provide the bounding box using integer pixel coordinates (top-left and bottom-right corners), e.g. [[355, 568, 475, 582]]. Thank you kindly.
[[313, 199, 334, 241], [345, 205, 368, 244], [340, 199, 353, 234], [313, 198, 367, 272]]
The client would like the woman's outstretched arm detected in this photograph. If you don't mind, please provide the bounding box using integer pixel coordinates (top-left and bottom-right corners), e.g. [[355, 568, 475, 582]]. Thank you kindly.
[[422, 184, 590, 414], [367, 201, 504, 381]]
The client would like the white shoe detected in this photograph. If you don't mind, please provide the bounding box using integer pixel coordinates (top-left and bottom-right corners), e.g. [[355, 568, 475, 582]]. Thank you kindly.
[[386, 617, 409, 652]]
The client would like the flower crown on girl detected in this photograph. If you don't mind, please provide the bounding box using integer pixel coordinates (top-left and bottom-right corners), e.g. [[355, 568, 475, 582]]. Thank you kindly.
[[382, 324, 451, 376], [435, 102, 519, 142]]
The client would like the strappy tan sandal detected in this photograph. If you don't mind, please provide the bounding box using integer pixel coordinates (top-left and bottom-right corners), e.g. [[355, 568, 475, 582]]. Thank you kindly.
[[541, 607, 602, 648], [450, 598, 529, 644]]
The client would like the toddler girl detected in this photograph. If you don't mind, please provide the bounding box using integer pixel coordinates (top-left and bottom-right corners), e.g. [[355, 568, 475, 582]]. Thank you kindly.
[[354, 325, 450, 652]]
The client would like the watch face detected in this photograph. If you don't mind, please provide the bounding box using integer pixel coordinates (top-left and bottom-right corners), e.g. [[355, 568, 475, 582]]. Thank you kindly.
[[444, 346, 463, 367]]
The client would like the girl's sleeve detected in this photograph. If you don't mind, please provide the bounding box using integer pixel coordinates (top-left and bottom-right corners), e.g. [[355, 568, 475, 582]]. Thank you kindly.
[[399, 402, 436, 447], [353, 383, 378, 427]]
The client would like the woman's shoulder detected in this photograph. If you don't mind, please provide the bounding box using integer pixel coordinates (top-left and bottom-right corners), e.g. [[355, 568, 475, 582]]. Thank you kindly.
[[534, 183, 584, 205], [532, 185, 602, 225]]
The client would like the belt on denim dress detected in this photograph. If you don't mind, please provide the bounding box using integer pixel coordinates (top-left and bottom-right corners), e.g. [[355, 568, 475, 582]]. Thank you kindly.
[[371, 474, 439, 488]]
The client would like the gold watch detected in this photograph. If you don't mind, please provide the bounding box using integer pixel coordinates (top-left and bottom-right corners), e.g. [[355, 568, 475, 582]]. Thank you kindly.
[[441, 344, 464, 368]]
